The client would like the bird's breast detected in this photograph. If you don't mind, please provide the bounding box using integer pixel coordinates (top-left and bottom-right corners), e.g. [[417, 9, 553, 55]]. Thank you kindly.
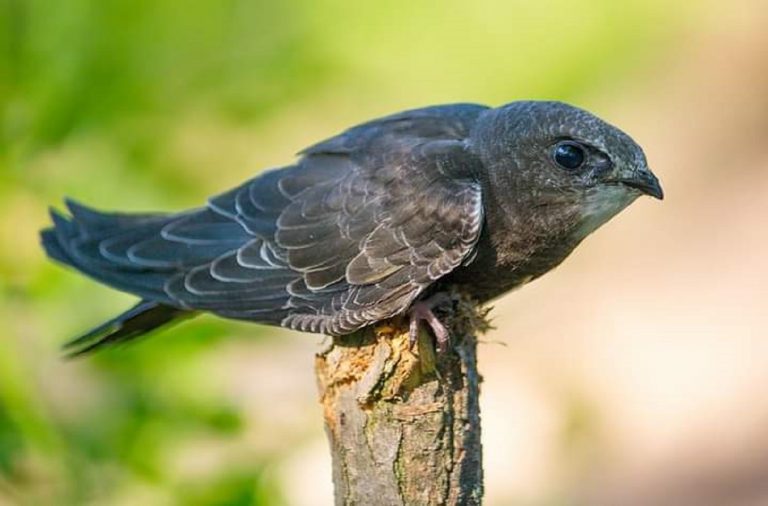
[[439, 211, 583, 302]]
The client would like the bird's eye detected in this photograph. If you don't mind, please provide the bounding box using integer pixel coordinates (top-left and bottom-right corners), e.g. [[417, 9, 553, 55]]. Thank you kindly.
[[552, 142, 586, 170]]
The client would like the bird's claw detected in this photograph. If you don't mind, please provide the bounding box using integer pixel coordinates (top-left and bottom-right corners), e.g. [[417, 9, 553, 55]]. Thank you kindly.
[[408, 295, 452, 353]]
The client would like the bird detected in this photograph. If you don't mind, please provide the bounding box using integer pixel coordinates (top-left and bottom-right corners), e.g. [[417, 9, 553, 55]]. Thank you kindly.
[[41, 100, 663, 357]]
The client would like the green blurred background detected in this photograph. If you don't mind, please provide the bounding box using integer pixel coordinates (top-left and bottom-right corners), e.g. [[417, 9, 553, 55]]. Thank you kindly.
[[3, 1, 768, 505]]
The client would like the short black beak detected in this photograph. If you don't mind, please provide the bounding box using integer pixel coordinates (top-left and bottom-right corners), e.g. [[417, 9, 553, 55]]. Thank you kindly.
[[620, 169, 664, 200]]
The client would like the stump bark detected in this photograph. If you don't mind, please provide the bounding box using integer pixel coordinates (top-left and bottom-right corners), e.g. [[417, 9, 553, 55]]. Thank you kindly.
[[315, 296, 487, 505]]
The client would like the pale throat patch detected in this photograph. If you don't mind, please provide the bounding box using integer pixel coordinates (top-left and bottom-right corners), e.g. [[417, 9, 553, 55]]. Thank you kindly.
[[574, 186, 640, 240]]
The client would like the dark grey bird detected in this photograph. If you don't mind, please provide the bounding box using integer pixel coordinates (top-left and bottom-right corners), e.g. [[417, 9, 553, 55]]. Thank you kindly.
[[41, 101, 663, 356]]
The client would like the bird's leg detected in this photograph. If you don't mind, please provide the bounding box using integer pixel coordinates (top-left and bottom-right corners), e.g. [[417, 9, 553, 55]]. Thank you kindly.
[[408, 292, 453, 353]]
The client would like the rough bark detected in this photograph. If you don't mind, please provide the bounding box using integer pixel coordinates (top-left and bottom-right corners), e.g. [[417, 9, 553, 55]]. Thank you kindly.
[[315, 295, 487, 505]]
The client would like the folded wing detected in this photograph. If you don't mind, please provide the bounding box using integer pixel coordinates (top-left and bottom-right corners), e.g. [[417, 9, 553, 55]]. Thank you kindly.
[[43, 103, 489, 335]]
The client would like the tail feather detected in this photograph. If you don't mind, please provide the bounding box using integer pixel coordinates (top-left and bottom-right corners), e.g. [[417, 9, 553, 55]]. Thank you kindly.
[[63, 198, 169, 238], [40, 199, 230, 356], [64, 300, 194, 358], [41, 223, 73, 266], [39, 201, 176, 301]]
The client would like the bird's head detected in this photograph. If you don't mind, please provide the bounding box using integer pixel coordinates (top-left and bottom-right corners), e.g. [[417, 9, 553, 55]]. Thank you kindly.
[[471, 100, 662, 239]]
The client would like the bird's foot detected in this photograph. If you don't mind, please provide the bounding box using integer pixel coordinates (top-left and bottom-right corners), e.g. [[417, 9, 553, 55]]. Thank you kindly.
[[408, 293, 453, 353]]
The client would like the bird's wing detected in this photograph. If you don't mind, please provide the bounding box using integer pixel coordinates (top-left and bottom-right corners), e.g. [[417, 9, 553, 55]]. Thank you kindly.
[[168, 103, 489, 334], [45, 103, 489, 335]]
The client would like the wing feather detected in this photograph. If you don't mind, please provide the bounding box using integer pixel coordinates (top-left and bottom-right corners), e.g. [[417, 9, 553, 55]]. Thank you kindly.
[[46, 103, 489, 335]]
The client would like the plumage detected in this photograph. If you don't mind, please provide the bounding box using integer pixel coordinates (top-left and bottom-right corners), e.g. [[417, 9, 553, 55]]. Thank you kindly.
[[40, 101, 662, 356]]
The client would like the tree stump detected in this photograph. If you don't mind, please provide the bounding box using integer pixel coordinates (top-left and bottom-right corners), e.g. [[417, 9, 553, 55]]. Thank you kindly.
[[315, 295, 488, 505]]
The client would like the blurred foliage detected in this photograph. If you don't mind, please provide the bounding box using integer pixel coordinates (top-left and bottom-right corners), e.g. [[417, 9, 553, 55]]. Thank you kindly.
[[0, 0, 692, 504]]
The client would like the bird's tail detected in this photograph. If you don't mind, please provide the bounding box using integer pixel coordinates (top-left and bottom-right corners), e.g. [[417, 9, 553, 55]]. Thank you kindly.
[[63, 300, 195, 358]]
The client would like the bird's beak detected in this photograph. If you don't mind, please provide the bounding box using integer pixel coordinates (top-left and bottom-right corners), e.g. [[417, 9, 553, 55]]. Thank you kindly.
[[618, 167, 664, 200]]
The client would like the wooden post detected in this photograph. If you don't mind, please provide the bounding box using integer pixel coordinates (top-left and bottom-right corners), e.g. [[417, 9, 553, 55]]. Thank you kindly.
[[314, 295, 487, 505]]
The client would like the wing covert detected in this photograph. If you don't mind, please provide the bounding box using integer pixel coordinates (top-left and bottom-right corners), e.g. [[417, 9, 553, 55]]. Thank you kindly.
[[164, 104, 489, 334]]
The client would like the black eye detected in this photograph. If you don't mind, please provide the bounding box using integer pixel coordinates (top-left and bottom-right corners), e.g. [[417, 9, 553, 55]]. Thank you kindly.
[[553, 142, 586, 170]]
